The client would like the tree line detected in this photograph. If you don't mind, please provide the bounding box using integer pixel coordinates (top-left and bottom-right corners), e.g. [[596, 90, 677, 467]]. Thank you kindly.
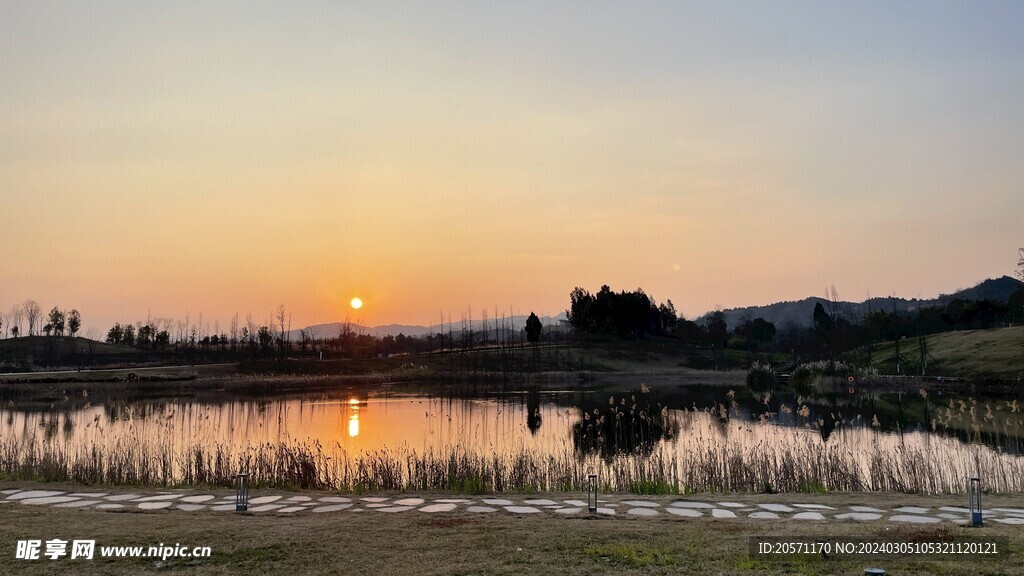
[[0, 300, 81, 339]]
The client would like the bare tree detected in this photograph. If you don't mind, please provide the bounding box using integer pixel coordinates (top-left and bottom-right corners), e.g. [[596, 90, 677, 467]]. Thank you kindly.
[[480, 307, 488, 348], [230, 313, 239, 353], [23, 300, 42, 336], [275, 304, 288, 358], [9, 305, 23, 337], [1017, 247, 1023, 280], [85, 327, 100, 357]]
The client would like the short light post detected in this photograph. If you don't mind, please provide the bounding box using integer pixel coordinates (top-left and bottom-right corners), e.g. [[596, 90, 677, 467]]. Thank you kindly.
[[235, 473, 249, 512], [587, 473, 598, 513], [968, 476, 983, 527]]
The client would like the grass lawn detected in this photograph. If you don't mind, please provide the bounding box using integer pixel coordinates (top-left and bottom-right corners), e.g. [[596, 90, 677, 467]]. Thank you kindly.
[[1, 486, 1022, 575], [864, 326, 1024, 379]]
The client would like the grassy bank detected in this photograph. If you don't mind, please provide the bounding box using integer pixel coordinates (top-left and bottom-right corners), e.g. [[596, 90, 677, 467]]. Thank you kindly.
[[861, 326, 1024, 379], [1, 496, 1021, 575]]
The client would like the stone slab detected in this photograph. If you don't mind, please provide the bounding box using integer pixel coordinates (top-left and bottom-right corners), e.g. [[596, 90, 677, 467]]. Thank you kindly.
[[55, 500, 101, 508], [627, 508, 658, 517], [792, 512, 826, 521], [836, 512, 882, 521], [419, 503, 458, 513], [249, 504, 287, 512], [504, 506, 541, 514], [311, 504, 352, 513], [134, 494, 181, 502], [666, 508, 701, 518], [889, 515, 940, 524], [758, 504, 794, 513], [22, 496, 80, 506], [8, 490, 65, 500], [992, 517, 1024, 525]]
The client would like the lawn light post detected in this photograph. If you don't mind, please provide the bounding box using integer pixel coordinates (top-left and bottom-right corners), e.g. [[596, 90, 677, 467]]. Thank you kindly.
[[968, 476, 983, 527], [235, 473, 249, 512], [587, 473, 598, 513]]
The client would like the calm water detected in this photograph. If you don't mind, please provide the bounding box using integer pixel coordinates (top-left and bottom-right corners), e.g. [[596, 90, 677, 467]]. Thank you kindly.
[[4, 380, 1024, 492]]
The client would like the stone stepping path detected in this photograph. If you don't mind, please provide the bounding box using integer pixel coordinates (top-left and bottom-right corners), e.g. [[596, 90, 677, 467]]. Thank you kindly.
[[2, 487, 1021, 526]]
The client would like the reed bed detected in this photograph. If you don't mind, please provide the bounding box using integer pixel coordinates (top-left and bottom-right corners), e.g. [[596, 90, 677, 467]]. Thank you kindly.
[[5, 386, 1024, 495], [3, 430, 1024, 494]]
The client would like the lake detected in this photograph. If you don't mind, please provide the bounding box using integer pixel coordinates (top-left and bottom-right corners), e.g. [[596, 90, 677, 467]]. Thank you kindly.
[[3, 377, 1023, 493]]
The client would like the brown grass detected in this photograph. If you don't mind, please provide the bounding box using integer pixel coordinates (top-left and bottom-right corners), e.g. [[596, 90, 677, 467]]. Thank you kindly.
[[0, 496, 1021, 575]]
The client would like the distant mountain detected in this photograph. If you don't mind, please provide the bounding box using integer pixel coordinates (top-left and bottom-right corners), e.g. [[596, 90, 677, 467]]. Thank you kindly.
[[288, 313, 568, 341], [702, 276, 1024, 330]]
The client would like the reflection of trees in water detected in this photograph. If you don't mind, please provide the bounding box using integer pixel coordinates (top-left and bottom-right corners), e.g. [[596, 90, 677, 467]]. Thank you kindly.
[[526, 388, 541, 435], [571, 403, 678, 460]]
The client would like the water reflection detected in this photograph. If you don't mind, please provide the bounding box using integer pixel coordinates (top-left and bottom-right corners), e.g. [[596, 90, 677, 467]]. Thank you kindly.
[[3, 381, 1024, 490], [348, 398, 361, 438], [571, 401, 678, 461]]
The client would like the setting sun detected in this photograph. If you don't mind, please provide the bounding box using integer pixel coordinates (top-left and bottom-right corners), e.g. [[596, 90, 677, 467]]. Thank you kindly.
[[350, 297, 363, 310]]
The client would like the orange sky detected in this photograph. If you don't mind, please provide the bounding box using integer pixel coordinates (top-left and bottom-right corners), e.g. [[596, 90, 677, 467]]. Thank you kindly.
[[2, 3, 1022, 333]]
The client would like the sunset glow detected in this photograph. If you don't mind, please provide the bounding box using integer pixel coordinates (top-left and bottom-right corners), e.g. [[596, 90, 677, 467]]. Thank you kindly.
[[1, 3, 1021, 333]]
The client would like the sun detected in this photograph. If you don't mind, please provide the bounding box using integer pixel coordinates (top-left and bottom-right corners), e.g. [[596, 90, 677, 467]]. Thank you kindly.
[[350, 297, 363, 310]]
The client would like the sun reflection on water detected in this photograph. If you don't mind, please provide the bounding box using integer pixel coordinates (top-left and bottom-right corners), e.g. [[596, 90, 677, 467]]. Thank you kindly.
[[348, 398, 360, 437]]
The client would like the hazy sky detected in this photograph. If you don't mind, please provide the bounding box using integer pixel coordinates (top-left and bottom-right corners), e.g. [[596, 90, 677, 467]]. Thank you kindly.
[[2, 1, 1022, 332]]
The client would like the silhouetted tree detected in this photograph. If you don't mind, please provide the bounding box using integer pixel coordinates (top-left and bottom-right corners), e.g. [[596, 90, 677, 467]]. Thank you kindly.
[[656, 300, 678, 335], [47, 307, 65, 336], [67, 309, 81, 337], [567, 285, 662, 340], [257, 326, 274, 354], [525, 312, 542, 343], [1009, 288, 1024, 322], [735, 317, 776, 349], [705, 311, 728, 349], [567, 287, 594, 334], [106, 323, 124, 344]]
